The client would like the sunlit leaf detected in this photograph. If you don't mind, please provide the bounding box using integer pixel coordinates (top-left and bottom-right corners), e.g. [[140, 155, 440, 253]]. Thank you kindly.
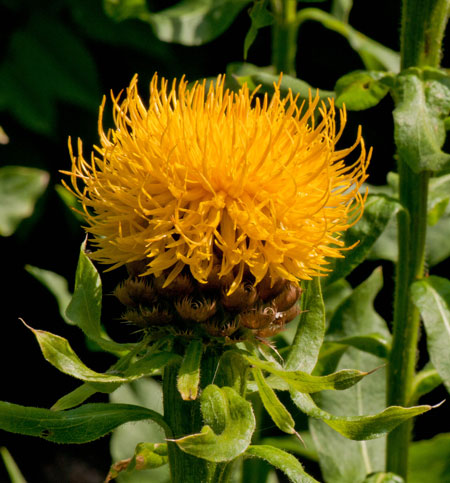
[[252, 367, 297, 435], [411, 276, 450, 393], [65, 243, 132, 355], [0, 166, 49, 236], [245, 355, 371, 392], [292, 391, 432, 441], [174, 385, 255, 462], [0, 402, 169, 443]]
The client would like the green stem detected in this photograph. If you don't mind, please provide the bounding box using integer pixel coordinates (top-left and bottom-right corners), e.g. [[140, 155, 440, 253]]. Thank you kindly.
[[270, 0, 298, 75], [163, 346, 230, 483], [386, 0, 449, 477]]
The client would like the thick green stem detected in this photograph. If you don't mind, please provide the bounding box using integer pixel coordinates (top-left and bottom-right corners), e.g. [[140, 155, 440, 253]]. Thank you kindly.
[[163, 346, 230, 483], [270, 0, 298, 75], [387, 0, 449, 477]]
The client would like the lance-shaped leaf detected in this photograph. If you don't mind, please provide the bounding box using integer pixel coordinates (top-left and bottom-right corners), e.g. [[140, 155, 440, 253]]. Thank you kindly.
[[106, 443, 168, 482], [23, 321, 178, 389], [291, 391, 433, 441], [335, 70, 394, 111], [286, 277, 325, 373], [0, 447, 26, 483], [177, 339, 203, 400], [0, 402, 169, 443], [65, 243, 132, 355], [174, 385, 255, 462], [245, 355, 371, 393], [0, 166, 49, 236], [103, 0, 251, 46], [393, 67, 450, 173], [411, 276, 450, 393], [325, 197, 401, 286], [245, 445, 319, 483], [252, 367, 297, 436]]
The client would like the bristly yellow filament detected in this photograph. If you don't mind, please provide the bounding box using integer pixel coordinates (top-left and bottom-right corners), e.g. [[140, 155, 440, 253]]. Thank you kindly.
[[63, 73, 371, 292]]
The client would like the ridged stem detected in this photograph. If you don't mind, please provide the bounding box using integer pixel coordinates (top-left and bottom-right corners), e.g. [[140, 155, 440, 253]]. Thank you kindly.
[[163, 346, 230, 483], [386, 0, 449, 477]]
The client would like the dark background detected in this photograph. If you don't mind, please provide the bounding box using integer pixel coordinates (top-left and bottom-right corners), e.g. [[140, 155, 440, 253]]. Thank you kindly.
[[0, 1, 448, 481]]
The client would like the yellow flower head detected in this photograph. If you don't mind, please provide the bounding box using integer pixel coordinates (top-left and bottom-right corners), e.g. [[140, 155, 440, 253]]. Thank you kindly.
[[66, 74, 370, 294]]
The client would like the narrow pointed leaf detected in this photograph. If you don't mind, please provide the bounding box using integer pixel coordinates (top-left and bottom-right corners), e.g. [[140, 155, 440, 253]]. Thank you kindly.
[[252, 367, 297, 435], [291, 391, 432, 441], [411, 276, 450, 393], [245, 445, 319, 483], [410, 364, 443, 403], [177, 339, 203, 400], [0, 402, 169, 443], [65, 243, 132, 354], [245, 355, 370, 392], [0, 447, 26, 483], [286, 277, 325, 372], [174, 385, 255, 462], [51, 383, 98, 411]]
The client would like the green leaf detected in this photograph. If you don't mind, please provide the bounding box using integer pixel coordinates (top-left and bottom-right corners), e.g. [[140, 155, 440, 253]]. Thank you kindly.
[[327, 268, 390, 341], [411, 276, 450, 393], [296, 8, 400, 72], [66, 243, 132, 355], [245, 355, 371, 392], [333, 334, 390, 359], [244, 0, 273, 59], [393, 67, 450, 173], [25, 265, 72, 325], [252, 367, 297, 435], [215, 350, 250, 394], [364, 473, 404, 483], [286, 278, 325, 372], [410, 363, 443, 403], [292, 391, 432, 441], [261, 434, 319, 462], [110, 379, 170, 483], [330, 0, 353, 22], [103, 0, 251, 46], [177, 339, 203, 400], [51, 383, 99, 411], [0, 447, 26, 483], [0, 166, 49, 236], [0, 402, 169, 443], [335, 70, 393, 110], [245, 445, 319, 483], [325, 196, 401, 286], [308, 349, 387, 481], [174, 385, 255, 462], [409, 434, 450, 483]]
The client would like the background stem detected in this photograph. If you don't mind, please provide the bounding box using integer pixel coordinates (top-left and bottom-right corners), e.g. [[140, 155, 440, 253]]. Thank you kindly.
[[271, 0, 298, 75], [386, 0, 449, 477]]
